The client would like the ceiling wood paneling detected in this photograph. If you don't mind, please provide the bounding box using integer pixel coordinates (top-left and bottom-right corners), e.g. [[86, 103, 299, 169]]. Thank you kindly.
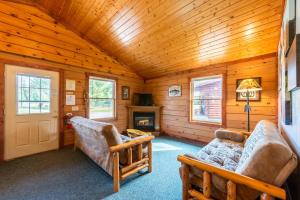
[[0, 0, 140, 79], [11, 0, 283, 79]]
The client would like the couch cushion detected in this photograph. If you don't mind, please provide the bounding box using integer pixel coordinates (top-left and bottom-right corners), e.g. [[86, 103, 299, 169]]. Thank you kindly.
[[102, 125, 123, 147], [189, 138, 244, 192], [118, 135, 148, 166], [236, 120, 297, 187], [195, 138, 243, 171], [215, 129, 245, 143]]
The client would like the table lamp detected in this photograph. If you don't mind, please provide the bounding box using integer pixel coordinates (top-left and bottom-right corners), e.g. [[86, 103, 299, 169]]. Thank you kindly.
[[236, 78, 262, 132]]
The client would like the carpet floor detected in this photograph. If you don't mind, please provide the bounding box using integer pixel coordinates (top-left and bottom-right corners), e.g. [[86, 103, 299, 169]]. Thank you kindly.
[[0, 136, 202, 200]]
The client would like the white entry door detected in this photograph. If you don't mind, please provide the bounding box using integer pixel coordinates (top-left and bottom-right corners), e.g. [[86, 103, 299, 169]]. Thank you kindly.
[[4, 65, 59, 160]]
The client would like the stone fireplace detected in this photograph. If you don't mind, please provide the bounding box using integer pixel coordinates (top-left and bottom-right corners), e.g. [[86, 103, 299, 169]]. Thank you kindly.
[[127, 106, 162, 133]]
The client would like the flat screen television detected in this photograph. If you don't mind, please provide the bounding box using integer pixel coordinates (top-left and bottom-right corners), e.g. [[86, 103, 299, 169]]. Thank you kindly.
[[133, 93, 153, 106]]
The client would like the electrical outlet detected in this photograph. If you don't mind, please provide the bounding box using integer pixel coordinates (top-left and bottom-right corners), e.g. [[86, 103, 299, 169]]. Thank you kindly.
[[71, 106, 79, 111]]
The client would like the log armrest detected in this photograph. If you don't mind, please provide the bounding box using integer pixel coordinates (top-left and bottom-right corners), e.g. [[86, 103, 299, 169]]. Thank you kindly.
[[177, 155, 286, 200], [109, 135, 155, 152], [240, 131, 251, 137]]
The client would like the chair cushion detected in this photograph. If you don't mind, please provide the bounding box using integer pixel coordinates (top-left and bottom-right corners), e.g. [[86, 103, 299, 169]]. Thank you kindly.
[[119, 135, 148, 166], [102, 125, 123, 147], [194, 138, 243, 171], [102, 126, 149, 166], [188, 138, 243, 192]]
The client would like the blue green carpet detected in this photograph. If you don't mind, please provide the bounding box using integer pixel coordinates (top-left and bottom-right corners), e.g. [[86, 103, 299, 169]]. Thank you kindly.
[[0, 136, 202, 200]]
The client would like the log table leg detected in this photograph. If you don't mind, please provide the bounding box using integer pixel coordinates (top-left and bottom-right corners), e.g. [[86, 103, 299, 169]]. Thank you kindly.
[[182, 164, 190, 200]]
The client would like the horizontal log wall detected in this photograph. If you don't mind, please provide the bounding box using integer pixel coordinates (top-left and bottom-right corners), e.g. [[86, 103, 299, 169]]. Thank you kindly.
[[145, 54, 278, 143], [0, 1, 144, 150]]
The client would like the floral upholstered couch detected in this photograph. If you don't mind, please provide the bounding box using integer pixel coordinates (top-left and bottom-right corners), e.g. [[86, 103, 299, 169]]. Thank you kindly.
[[70, 116, 145, 176], [180, 120, 298, 200], [70, 116, 154, 192]]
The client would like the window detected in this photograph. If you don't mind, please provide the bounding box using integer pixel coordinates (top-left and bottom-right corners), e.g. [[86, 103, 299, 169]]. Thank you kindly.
[[190, 75, 223, 124], [88, 76, 116, 119], [17, 74, 51, 114]]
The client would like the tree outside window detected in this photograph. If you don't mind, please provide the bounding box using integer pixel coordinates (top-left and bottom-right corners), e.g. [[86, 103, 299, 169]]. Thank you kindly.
[[88, 77, 116, 119]]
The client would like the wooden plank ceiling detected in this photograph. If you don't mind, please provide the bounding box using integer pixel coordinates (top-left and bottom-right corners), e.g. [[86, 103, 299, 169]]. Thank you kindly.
[[14, 0, 283, 79]]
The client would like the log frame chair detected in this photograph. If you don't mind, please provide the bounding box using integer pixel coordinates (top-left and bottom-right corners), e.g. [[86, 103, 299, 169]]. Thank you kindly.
[[109, 135, 155, 192], [177, 131, 287, 200]]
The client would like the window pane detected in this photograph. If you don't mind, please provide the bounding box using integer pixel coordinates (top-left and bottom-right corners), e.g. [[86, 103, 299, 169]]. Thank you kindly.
[[17, 87, 21, 101], [21, 88, 30, 101], [17, 75, 22, 88], [193, 77, 222, 99], [30, 88, 41, 101], [89, 79, 114, 98], [41, 89, 50, 101], [20, 75, 29, 87], [41, 78, 50, 89], [192, 99, 222, 123], [30, 76, 41, 89], [18, 102, 29, 114], [89, 99, 114, 119], [29, 102, 40, 113], [41, 102, 50, 113]]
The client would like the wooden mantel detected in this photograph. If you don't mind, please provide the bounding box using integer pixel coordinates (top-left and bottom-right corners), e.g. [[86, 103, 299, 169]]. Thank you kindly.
[[127, 106, 162, 131]]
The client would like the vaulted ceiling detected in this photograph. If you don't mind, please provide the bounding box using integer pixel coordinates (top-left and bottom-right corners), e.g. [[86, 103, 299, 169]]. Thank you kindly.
[[14, 0, 283, 79]]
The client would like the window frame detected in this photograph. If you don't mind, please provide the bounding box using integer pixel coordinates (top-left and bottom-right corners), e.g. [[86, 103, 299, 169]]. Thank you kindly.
[[86, 74, 117, 121], [189, 74, 226, 126]]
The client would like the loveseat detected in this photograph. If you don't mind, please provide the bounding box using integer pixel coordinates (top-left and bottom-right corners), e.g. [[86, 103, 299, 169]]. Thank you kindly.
[[178, 120, 297, 200], [70, 116, 154, 192]]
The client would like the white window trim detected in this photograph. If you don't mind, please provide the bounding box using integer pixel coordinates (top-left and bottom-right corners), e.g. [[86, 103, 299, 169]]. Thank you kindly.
[[88, 76, 117, 120], [190, 74, 223, 125]]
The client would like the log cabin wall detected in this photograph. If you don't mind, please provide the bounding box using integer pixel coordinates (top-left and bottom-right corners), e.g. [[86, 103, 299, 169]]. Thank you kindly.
[[145, 54, 278, 143], [0, 1, 145, 151]]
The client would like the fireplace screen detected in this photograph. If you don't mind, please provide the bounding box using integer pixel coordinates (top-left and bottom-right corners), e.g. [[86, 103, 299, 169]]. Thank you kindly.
[[133, 112, 155, 131]]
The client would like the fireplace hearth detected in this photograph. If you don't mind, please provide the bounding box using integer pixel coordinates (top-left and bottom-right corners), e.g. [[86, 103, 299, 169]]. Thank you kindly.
[[133, 112, 155, 131]]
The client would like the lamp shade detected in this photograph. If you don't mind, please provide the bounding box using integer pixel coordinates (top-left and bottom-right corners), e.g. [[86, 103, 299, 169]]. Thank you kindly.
[[236, 78, 262, 92]]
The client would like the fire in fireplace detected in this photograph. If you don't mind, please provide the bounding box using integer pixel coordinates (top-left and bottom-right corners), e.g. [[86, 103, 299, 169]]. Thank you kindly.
[[133, 112, 155, 131]]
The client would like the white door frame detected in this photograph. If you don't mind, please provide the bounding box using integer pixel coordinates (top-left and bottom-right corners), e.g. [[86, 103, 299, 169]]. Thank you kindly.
[[3, 64, 62, 160]]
